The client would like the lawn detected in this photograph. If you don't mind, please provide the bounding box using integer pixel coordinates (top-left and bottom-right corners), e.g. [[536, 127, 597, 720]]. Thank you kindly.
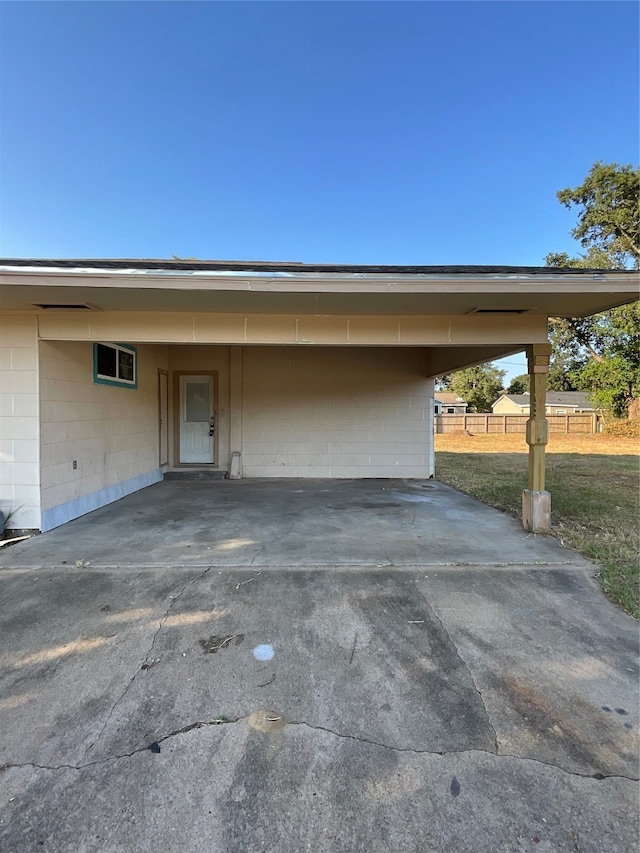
[[435, 433, 640, 618]]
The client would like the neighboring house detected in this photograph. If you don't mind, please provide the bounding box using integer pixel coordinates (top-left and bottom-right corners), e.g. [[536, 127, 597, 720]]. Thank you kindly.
[[434, 392, 468, 414], [0, 259, 636, 533], [492, 392, 597, 415]]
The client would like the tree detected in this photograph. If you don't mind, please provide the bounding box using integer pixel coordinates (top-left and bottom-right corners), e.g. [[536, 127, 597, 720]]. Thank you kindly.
[[555, 161, 639, 268], [507, 374, 529, 395], [449, 363, 506, 413], [545, 162, 640, 415], [574, 303, 640, 416], [547, 353, 581, 392]]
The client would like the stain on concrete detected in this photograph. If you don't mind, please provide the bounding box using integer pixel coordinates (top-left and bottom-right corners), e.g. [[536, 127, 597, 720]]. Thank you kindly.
[[199, 634, 245, 654], [351, 579, 496, 752], [248, 710, 287, 733], [493, 673, 638, 777]]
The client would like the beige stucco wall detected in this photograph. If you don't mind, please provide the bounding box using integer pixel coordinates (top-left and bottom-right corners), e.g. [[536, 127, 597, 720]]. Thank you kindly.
[[0, 315, 40, 529], [39, 341, 168, 525], [240, 346, 433, 478]]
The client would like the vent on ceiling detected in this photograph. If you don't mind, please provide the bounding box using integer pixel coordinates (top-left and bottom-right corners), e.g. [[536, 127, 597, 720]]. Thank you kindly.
[[33, 303, 97, 311], [468, 307, 531, 315]]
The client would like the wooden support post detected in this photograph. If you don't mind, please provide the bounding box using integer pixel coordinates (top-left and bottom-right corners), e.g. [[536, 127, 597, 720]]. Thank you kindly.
[[523, 343, 552, 532]]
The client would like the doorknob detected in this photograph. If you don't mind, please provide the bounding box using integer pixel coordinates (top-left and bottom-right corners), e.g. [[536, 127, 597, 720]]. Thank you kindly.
[[209, 415, 215, 437]]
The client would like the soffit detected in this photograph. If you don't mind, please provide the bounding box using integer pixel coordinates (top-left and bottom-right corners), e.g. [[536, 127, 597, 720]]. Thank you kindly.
[[0, 268, 637, 317]]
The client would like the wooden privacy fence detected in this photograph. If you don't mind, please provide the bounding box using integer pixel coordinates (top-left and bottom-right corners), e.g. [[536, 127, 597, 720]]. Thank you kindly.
[[434, 413, 602, 435]]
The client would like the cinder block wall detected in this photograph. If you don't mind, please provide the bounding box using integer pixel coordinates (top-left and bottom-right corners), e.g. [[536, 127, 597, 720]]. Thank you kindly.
[[0, 315, 41, 529], [241, 346, 433, 478], [39, 341, 168, 530]]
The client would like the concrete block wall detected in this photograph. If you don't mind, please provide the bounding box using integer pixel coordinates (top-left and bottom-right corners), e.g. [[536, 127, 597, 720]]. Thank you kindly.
[[241, 346, 433, 478], [39, 341, 168, 530], [0, 315, 41, 529]]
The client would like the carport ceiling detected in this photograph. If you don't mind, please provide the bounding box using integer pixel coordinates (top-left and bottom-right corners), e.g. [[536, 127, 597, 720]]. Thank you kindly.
[[0, 260, 637, 317]]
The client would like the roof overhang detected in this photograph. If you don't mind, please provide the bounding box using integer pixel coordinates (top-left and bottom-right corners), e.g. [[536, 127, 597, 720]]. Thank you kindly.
[[0, 260, 637, 317]]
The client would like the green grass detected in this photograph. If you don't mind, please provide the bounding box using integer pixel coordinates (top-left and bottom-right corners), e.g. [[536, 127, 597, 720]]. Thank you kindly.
[[436, 451, 640, 618]]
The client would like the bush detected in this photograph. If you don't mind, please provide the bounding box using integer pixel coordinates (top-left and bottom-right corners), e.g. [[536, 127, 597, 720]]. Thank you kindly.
[[602, 417, 640, 437]]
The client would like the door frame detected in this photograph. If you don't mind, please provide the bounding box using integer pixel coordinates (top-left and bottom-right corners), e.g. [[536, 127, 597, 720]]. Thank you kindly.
[[172, 371, 219, 466], [158, 369, 169, 466]]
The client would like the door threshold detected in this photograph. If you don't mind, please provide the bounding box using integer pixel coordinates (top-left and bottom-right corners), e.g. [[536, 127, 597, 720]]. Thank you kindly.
[[166, 466, 223, 471], [164, 468, 228, 481]]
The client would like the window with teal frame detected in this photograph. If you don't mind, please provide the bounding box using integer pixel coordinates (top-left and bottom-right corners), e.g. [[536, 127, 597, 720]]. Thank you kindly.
[[93, 343, 137, 388]]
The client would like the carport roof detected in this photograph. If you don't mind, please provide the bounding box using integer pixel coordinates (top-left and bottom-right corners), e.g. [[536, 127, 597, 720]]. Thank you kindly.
[[1, 257, 639, 276], [0, 258, 637, 317]]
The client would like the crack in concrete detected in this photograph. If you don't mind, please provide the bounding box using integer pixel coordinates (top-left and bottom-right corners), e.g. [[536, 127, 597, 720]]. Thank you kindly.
[[287, 719, 452, 756], [2, 716, 637, 784], [1, 716, 242, 774], [81, 565, 213, 761], [427, 604, 499, 753], [286, 721, 639, 782], [249, 546, 265, 567], [10, 560, 585, 572], [3, 730, 637, 784]]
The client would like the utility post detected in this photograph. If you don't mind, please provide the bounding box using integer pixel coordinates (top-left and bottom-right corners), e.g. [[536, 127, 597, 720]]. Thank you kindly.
[[523, 342, 552, 532]]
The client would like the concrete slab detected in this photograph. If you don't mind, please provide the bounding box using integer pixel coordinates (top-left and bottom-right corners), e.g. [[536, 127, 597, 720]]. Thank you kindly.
[[1, 481, 637, 850], [0, 564, 638, 852], [1, 479, 580, 568]]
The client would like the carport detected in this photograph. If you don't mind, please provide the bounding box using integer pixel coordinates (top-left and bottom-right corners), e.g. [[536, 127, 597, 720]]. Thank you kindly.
[[2, 269, 639, 848], [0, 259, 636, 536]]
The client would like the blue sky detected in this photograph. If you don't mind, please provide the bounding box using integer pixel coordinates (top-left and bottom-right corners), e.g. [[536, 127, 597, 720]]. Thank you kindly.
[[1, 1, 638, 377]]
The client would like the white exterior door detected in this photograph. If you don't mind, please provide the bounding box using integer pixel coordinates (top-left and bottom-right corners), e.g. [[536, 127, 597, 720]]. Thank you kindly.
[[179, 375, 215, 464]]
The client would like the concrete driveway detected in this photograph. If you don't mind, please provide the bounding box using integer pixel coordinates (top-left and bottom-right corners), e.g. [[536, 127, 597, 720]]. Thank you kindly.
[[0, 480, 638, 852]]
